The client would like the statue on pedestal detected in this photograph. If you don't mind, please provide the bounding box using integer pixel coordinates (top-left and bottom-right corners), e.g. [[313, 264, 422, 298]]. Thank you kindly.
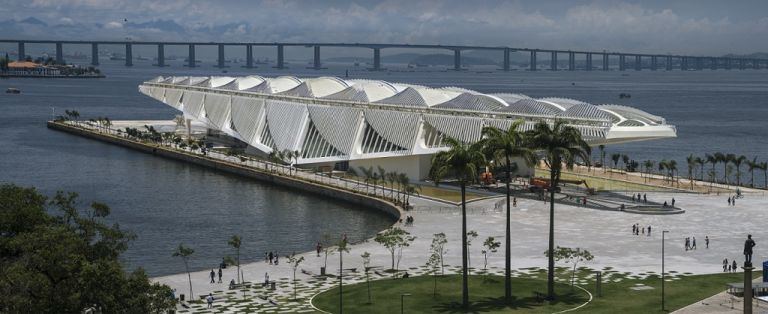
[[744, 234, 756, 267]]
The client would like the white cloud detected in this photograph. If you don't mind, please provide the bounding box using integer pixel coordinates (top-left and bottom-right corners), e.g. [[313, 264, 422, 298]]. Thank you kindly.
[[104, 21, 123, 29]]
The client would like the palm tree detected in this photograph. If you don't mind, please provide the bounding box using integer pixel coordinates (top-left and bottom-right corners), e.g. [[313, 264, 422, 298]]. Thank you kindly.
[[480, 120, 536, 301], [734, 155, 747, 186], [228, 235, 242, 284], [725, 153, 736, 184], [745, 157, 758, 188], [713, 152, 725, 183], [358, 166, 373, 194], [611, 153, 621, 172], [598, 145, 605, 172], [430, 136, 486, 309], [173, 244, 195, 300], [658, 160, 668, 183], [760, 162, 768, 189], [686, 154, 696, 189], [621, 154, 630, 172], [705, 154, 718, 184], [668, 160, 678, 187], [643, 160, 654, 183], [377, 166, 387, 198], [694, 156, 705, 181], [527, 120, 589, 300]]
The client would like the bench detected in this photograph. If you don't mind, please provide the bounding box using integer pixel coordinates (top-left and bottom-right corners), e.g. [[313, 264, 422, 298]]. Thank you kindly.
[[228, 282, 252, 290]]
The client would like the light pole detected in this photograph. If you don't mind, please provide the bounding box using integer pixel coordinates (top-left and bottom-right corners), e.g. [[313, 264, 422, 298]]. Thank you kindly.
[[401, 293, 411, 314], [662, 230, 669, 312]]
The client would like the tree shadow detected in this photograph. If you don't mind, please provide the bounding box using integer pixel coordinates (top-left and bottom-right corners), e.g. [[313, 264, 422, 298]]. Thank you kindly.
[[431, 290, 586, 313]]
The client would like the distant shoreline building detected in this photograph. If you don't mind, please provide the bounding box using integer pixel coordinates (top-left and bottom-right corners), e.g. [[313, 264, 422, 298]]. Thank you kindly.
[[140, 75, 676, 180], [5, 61, 60, 76]]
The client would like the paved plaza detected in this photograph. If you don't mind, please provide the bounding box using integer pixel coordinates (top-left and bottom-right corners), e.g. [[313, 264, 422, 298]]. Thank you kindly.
[[154, 189, 768, 312]]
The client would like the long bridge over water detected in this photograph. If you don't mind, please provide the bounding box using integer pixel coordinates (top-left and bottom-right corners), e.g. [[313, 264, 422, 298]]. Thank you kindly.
[[2, 39, 766, 72]]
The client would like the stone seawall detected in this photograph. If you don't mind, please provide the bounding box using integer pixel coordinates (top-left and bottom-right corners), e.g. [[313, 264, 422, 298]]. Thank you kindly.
[[46, 121, 401, 220]]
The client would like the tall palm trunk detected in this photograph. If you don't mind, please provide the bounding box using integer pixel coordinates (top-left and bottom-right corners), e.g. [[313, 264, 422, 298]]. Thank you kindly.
[[504, 156, 512, 300], [460, 183, 469, 308], [547, 165, 557, 299]]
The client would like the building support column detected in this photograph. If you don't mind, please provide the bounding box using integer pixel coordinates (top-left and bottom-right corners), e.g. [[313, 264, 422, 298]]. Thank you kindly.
[[55, 42, 64, 65], [619, 54, 626, 71], [91, 43, 99, 66], [529, 50, 537, 71], [156, 44, 165, 67], [245, 45, 254, 68], [550, 51, 557, 71], [124, 43, 133, 67], [17, 42, 25, 61], [187, 44, 196, 67], [502, 48, 510, 71], [372, 48, 381, 71], [453, 49, 461, 71], [275, 45, 285, 69], [217, 44, 226, 68]]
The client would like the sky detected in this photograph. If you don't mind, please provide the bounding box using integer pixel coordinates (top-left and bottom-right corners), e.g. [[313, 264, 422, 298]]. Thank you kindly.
[[1, 0, 767, 56]]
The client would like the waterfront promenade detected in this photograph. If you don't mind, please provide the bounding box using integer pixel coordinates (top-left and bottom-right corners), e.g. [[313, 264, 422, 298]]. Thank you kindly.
[[49, 120, 767, 312]]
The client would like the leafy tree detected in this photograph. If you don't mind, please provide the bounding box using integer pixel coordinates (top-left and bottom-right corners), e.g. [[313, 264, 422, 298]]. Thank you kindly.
[[482, 236, 501, 270], [429, 136, 485, 308], [429, 233, 448, 275], [172, 244, 195, 301], [228, 235, 242, 284], [426, 244, 442, 298], [0, 184, 175, 313], [598, 144, 605, 172], [287, 254, 305, 300], [621, 154, 629, 171], [373, 226, 415, 272], [544, 246, 594, 287], [480, 120, 535, 300], [611, 153, 621, 171], [336, 236, 350, 312], [528, 120, 590, 300]]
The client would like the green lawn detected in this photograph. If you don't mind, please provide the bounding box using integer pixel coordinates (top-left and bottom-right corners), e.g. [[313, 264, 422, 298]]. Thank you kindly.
[[312, 274, 588, 313], [312, 269, 762, 313]]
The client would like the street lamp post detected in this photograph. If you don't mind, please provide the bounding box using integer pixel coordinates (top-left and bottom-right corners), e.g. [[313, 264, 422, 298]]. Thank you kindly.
[[401, 293, 411, 314], [662, 230, 669, 311]]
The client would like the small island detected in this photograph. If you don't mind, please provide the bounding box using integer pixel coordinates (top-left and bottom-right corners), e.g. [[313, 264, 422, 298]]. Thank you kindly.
[[0, 55, 104, 78]]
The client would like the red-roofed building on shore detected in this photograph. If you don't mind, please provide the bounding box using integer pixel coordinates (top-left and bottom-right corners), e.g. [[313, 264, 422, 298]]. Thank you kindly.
[[6, 61, 60, 76]]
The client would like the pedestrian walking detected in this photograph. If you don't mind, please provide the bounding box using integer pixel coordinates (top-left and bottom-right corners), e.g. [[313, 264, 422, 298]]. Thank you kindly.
[[705, 236, 709, 249], [732, 260, 738, 272], [728, 264, 732, 272], [642, 227, 645, 235], [723, 258, 728, 272], [643, 193, 647, 203], [692, 237, 697, 250], [274, 253, 279, 265], [728, 197, 731, 206], [264, 272, 270, 286], [268, 251, 274, 265], [685, 238, 689, 251], [206, 293, 214, 308], [316, 242, 322, 257], [647, 225, 651, 236], [672, 198, 676, 207], [265, 252, 268, 263], [732, 197, 736, 206], [218, 267, 223, 283], [632, 224, 636, 235], [210, 269, 216, 283], [513, 197, 517, 207]]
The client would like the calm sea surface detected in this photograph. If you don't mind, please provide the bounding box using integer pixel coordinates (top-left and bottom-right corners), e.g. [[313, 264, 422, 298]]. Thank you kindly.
[[1, 60, 767, 276]]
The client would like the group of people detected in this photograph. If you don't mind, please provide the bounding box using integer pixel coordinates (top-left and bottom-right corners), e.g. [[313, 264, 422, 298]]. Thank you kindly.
[[631, 193, 648, 203], [265, 251, 279, 265], [662, 198, 676, 208], [402, 215, 415, 226], [723, 258, 739, 272], [727, 196, 738, 206], [631, 223, 651, 236], [209, 267, 223, 284]]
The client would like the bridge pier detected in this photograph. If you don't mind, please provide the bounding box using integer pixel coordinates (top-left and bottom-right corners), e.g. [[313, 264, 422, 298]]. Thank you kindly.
[[91, 43, 99, 66], [453, 49, 462, 71], [651, 56, 657, 71], [244, 45, 254, 68], [156, 44, 165, 67], [602, 54, 609, 71], [586, 53, 592, 71], [124, 43, 132, 67], [275, 45, 285, 69], [739, 59, 746, 70], [619, 54, 626, 71], [568, 52, 575, 71], [665, 56, 671, 71], [681, 57, 688, 71], [217, 44, 226, 68], [755, 59, 760, 70], [529, 50, 537, 71], [310, 46, 324, 70], [634, 55, 641, 71], [726, 58, 732, 70], [187, 44, 196, 67], [372, 48, 382, 71], [550, 51, 557, 71], [56, 42, 64, 65], [502, 48, 510, 71], [17, 42, 25, 61]]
